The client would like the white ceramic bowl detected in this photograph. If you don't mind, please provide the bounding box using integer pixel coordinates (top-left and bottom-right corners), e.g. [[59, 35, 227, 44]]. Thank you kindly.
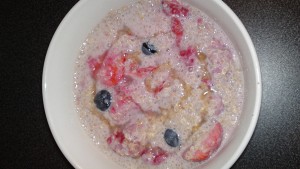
[[42, 0, 261, 168]]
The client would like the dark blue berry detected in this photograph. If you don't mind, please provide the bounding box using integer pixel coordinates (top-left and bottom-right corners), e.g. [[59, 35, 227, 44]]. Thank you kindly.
[[164, 129, 179, 147], [94, 90, 111, 111], [142, 42, 157, 55]]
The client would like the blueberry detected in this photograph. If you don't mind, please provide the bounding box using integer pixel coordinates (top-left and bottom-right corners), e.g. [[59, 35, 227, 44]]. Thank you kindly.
[[142, 42, 157, 55], [164, 129, 179, 147], [94, 90, 111, 111]]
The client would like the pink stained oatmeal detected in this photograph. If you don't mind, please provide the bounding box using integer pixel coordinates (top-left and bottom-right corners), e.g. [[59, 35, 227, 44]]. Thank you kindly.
[[74, 0, 244, 168]]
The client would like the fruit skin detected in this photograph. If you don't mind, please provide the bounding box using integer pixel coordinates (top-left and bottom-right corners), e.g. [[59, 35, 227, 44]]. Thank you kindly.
[[94, 90, 112, 111], [164, 129, 179, 147], [142, 42, 157, 55], [182, 122, 223, 161]]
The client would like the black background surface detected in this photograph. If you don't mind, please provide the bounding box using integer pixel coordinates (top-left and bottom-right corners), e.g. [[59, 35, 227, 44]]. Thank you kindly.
[[1, 0, 299, 168]]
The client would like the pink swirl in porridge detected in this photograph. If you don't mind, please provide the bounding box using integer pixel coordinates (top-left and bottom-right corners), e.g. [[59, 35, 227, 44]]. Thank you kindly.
[[74, 0, 244, 168]]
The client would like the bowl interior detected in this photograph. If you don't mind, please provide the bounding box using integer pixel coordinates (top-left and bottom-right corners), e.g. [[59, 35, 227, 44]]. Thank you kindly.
[[42, 0, 261, 169]]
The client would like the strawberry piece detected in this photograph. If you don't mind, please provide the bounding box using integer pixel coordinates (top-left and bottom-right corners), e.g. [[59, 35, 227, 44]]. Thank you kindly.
[[120, 54, 127, 63], [87, 57, 100, 78], [162, 0, 189, 17], [136, 66, 158, 77], [107, 131, 125, 145], [104, 64, 124, 86], [153, 81, 165, 94], [87, 50, 107, 79], [129, 62, 139, 72], [197, 17, 203, 25], [203, 122, 223, 151], [182, 122, 223, 162], [171, 17, 184, 47], [171, 17, 183, 36], [115, 131, 125, 144], [99, 54, 126, 86], [141, 147, 168, 165], [192, 150, 210, 161], [179, 46, 196, 66], [179, 46, 196, 58]]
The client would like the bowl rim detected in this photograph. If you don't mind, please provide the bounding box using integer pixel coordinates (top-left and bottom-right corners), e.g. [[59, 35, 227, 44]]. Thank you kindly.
[[42, 0, 262, 168], [213, 1, 262, 169], [42, 0, 85, 168]]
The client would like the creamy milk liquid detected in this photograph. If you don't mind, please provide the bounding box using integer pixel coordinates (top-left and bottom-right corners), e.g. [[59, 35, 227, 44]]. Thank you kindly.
[[74, 0, 244, 168]]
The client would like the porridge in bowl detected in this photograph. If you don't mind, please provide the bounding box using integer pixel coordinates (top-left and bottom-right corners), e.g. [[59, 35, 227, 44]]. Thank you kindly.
[[74, 0, 244, 168]]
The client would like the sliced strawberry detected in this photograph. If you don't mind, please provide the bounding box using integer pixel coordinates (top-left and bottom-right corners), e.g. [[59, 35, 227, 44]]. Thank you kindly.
[[141, 147, 168, 165], [103, 64, 125, 86], [171, 17, 183, 36], [153, 81, 165, 94], [136, 66, 158, 77], [182, 122, 223, 162], [87, 50, 108, 79], [99, 54, 126, 86], [87, 57, 99, 78], [204, 122, 223, 150], [171, 17, 184, 47], [162, 0, 189, 17], [192, 150, 210, 161], [107, 131, 125, 144]]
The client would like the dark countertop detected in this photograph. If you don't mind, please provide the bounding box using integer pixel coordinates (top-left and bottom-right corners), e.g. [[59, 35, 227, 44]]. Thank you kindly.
[[1, 0, 299, 168]]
